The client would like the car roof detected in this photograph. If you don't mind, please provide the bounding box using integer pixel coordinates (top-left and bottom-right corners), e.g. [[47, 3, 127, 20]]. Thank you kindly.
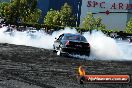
[[63, 33, 82, 36]]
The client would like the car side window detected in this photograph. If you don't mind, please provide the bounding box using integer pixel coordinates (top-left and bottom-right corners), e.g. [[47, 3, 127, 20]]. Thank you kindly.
[[57, 34, 64, 41]]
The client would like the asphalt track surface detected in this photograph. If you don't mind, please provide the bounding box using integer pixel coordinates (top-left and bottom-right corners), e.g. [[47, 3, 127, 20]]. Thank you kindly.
[[0, 43, 132, 88]]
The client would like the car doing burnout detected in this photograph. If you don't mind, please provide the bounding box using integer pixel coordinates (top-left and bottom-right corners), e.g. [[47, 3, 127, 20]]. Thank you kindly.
[[53, 33, 90, 56]]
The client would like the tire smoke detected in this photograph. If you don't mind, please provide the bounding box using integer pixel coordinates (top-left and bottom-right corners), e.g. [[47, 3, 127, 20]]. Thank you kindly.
[[83, 30, 132, 60], [0, 27, 77, 49], [0, 27, 131, 60]]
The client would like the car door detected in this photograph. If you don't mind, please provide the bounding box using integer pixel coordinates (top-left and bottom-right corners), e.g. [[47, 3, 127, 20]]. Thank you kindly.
[[54, 34, 64, 49]]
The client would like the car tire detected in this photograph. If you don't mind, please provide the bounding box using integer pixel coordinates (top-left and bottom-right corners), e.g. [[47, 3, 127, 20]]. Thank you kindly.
[[87, 50, 90, 56], [57, 47, 62, 56], [53, 44, 56, 52]]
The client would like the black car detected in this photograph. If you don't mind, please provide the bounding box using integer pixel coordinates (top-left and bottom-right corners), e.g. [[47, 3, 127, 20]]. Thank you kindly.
[[53, 33, 90, 56]]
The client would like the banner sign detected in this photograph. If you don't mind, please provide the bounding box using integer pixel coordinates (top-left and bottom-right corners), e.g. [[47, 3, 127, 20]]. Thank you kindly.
[[80, 0, 130, 30], [87, 1, 132, 10]]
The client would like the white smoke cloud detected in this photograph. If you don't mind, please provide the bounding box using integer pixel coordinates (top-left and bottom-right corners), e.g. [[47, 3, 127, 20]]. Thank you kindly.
[[0, 27, 132, 61], [0, 27, 77, 49], [83, 30, 123, 60]]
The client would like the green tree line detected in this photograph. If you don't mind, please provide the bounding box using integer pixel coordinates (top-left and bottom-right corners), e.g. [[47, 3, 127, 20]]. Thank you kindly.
[[44, 3, 76, 27], [0, 0, 41, 24], [0, 0, 132, 33]]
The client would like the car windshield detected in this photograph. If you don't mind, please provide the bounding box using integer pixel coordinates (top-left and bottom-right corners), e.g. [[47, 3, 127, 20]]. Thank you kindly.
[[64, 34, 87, 42]]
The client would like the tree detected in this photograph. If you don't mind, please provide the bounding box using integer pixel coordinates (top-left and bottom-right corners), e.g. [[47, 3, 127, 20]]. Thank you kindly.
[[0, 0, 41, 24], [95, 17, 105, 30], [21, 9, 42, 24], [44, 3, 76, 27], [3, 2, 20, 23], [44, 9, 61, 26], [126, 18, 132, 33], [81, 13, 105, 31], [60, 3, 76, 26], [0, 2, 9, 17]]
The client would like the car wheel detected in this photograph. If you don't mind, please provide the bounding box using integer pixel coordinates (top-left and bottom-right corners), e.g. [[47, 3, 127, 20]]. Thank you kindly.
[[53, 44, 56, 52], [87, 50, 90, 56], [57, 47, 62, 56]]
